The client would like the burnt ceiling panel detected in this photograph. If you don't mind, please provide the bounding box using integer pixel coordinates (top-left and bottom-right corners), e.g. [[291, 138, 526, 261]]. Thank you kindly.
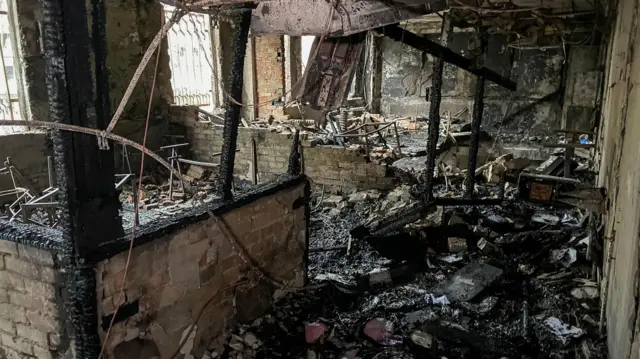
[[249, 0, 448, 37]]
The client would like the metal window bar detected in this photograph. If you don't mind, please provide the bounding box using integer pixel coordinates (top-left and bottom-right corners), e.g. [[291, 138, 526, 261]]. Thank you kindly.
[[0, 0, 21, 126], [163, 5, 214, 107]]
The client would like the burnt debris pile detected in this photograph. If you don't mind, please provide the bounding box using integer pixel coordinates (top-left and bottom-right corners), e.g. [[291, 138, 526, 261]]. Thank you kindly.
[[211, 161, 605, 359]]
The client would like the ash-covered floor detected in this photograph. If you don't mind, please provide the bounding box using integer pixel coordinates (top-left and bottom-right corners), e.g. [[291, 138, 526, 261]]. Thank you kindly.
[[213, 176, 606, 359]]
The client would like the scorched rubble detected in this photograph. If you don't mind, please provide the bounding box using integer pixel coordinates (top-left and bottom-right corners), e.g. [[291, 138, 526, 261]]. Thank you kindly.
[[209, 178, 605, 359]]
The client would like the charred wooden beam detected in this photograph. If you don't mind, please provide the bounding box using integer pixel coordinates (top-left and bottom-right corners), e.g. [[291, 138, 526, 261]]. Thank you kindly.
[[465, 28, 487, 199], [217, 5, 252, 200], [422, 14, 452, 202], [375, 24, 517, 91]]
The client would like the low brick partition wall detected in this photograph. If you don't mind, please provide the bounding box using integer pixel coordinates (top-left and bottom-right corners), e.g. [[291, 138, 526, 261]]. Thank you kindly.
[[170, 106, 395, 192], [96, 176, 309, 358], [0, 237, 67, 359]]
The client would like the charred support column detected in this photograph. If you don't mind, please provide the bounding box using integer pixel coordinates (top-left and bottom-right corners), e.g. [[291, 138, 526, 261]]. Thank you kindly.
[[42, 0, 122, 357], [218, 5, 252, 200], [288, 130, 301, 175], [423, 15, 452, 202], [465, 28, 487, 199]]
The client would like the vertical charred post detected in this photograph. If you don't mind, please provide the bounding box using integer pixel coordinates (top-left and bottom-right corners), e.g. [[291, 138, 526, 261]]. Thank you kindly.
[[423, 14, 452, 202], [465, 28, 487, 200], [288, 130, 302, 175], [218, 5, 253, 200], [60, 0, 123, 256], [42, 0, 122, 356]]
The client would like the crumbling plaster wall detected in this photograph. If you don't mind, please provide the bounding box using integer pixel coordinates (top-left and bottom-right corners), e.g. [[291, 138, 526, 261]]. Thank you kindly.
[[596, 0, 640, 358], [95, 179, 308, 359], [0, 132, 53, 201], [170, 106, 395, 192], [379, 30, 600, 136]]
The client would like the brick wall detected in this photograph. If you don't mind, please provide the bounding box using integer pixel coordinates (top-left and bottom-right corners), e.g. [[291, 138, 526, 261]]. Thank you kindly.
[[255, 36, 285, 119], [170, 106, 395, 192], [95, 181, 308, 358], [0, 132, 53, 202], [0, 241, 66, 359]]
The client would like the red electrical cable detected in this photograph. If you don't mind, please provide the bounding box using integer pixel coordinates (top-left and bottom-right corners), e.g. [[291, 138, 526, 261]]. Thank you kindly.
[[97, 15, 165, 359]]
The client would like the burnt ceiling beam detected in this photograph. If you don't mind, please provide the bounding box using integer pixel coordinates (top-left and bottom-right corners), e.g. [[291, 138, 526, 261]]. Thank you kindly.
[[374, 24, 517, 91], [217, 5, 252, 200]]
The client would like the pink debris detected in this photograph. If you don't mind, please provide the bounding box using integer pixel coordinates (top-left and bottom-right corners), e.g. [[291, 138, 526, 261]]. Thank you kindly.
[[305, 322, 328, 344], [363, 318, 403, 346]]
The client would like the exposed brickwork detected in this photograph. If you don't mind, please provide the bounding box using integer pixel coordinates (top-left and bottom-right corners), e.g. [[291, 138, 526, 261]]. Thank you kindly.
[[255, 36, 285, 119], [170, 106, 395, 192], [0, 241, 66, 359], [95, 181, 308, 359], [0, 132, 53, 203]]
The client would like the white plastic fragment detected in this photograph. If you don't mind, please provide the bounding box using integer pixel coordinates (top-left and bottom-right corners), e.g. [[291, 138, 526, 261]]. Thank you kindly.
[[544, 317, 584, 344], [428, 294, 450, 306]]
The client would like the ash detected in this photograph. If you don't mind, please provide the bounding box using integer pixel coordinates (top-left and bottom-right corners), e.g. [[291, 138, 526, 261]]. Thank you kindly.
[[216, 177, 606, 359]]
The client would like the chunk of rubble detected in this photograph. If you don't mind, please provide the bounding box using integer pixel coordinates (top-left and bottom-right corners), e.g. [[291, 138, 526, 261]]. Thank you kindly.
[[483, 162, 507, 183], [243, 332, 261, 349], [570, 286, 599, 299], [447, 237, 467, 253], [408, 331, 438, 356], [531, 213, 560, 226], [404, 309, 439, 325], [322, 195, 345, 207], [477, 238, 502, 257], [432, 262, 504, 302], [391, 156, 427, 178], [505, 157, 531, 170], [387, 185, 413, 203], [363, 318, 403, 346], [537, 155, 564, 175], [305, 322, 328, 344], [549, 248, 578, 268], [459, 296, 499, 315], [348, 190, 381, 204]]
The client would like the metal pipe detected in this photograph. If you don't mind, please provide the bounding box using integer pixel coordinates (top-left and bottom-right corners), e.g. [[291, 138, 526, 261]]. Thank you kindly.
[[47, 156, 54, 187], [393, 122, 401, 155], [519, 172, 582, 185], [217, 5, 252, 200], [177, 158, 219, 167], [334, 122, 396, 137]]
